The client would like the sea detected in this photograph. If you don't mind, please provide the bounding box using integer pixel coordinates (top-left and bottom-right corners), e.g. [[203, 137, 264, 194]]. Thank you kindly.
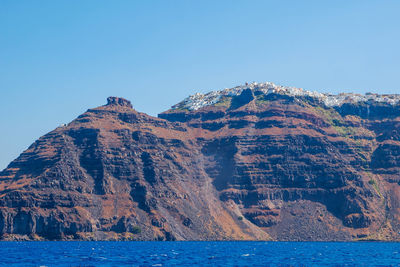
[[0, 241, 399, 266]]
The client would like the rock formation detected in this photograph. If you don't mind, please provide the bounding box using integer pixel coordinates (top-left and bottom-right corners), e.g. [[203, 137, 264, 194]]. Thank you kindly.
[[1, 82, 400, 241]]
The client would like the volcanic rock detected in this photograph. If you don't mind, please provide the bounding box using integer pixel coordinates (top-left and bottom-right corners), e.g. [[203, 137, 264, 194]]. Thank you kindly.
[[1, 81, 400, 241]]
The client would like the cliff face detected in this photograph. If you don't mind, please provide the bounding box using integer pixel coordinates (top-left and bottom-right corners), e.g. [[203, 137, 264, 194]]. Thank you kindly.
[[1, 84, 400, 241]]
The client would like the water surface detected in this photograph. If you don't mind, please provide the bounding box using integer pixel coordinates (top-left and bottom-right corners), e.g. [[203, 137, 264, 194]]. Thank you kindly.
[[0, 241, 399, 266]]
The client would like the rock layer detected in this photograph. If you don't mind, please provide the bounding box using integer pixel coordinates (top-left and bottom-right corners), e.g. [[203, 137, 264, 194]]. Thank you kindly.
[[1, 85, 400, 241]]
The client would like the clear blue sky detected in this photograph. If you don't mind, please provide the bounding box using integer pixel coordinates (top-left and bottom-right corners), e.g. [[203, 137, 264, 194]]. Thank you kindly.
[[1, 0, 400, 170]]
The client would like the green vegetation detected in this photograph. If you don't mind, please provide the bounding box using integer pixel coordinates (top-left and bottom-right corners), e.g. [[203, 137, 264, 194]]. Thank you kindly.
[[315, 106, 377, 165], [255, 95, 270, 105], [315, 106, 343, 126], [315, 106, 366, 141], [367, 176, 382, 198], [213, 96, 232, 108], [131, 226, 141, 234], [333, 125, 358, 137], [172, 106, 190, 112], [238, 216, 244, 221]]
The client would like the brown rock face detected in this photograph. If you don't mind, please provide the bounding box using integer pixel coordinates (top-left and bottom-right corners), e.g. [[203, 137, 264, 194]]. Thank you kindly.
[[1, 89, 400, 241], [106, 97, 133, 108]]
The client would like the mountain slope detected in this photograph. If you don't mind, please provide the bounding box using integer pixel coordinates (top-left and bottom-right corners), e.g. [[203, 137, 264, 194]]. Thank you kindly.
[[1, 82, 400, 241]]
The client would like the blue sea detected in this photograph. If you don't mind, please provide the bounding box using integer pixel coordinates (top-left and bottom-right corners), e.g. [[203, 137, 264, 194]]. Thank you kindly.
[[0, 241, 399, 266]]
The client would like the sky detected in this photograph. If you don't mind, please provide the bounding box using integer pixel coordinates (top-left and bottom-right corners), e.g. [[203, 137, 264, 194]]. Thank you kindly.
[[1, 0, 400, 170]]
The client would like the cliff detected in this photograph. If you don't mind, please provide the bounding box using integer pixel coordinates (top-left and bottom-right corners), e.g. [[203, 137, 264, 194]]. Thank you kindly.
[[1, 83, 400, 241]]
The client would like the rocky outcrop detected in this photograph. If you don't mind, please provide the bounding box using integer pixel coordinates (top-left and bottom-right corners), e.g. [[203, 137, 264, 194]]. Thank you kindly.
[[106, 96, 133, 108], [1, 83, 400, 241]]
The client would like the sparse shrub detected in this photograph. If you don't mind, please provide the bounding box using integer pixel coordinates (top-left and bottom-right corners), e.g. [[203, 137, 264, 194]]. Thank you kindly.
[[131, 226, 141, 234], [238, 216, 244, 221]]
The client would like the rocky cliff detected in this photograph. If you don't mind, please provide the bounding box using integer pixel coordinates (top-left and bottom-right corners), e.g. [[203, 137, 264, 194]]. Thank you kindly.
[[1, 82, 400, 241]]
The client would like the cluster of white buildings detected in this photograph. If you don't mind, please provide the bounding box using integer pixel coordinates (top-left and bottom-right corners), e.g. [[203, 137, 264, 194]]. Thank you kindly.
[[172, 82, 400, 111]]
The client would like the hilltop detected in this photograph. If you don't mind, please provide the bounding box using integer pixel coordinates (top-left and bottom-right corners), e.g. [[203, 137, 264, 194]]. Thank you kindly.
[[170, 82, 400, 111]]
